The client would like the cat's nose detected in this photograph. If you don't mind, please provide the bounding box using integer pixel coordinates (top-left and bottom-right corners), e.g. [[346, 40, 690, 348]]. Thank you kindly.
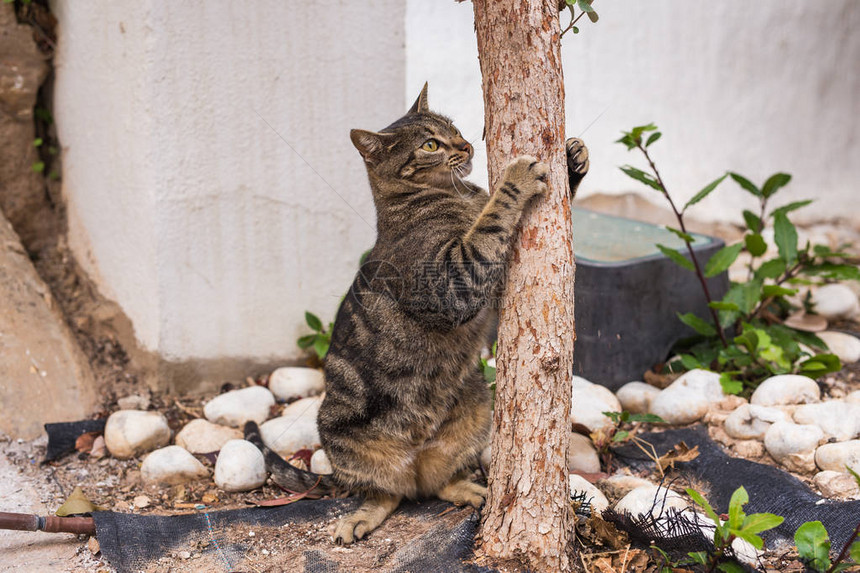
[[456, 140, 472, 154]]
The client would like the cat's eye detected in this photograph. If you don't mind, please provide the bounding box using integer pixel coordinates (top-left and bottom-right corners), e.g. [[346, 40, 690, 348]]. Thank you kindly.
[[421, 140, 439, 152]]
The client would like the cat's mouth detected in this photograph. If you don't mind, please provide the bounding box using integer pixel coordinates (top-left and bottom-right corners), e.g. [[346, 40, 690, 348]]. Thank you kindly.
[[449, 157, 472, 177]]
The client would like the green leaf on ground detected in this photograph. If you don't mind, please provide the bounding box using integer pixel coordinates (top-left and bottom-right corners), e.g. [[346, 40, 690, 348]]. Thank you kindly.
[[794, 521, 831, 572], [305, 312, 323, 332]]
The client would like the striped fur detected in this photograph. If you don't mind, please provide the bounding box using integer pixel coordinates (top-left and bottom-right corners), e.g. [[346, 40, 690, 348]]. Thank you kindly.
[[259, 84, 589, 544]]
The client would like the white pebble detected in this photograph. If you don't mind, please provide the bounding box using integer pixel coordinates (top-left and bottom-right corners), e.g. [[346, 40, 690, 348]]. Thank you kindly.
[[815, 440, 860, 475], [571, 376, 622, 433], [568, 474, 609, 514], [141, 446, 208, 485], [817, 331, 860, 364], [724, 404, 787, 440], [567, 433, 600, 474], [793, 401, 860, 442], [268, 367, 325, 401], [104, 410, 171, 459], [813, 470, 860, 499], [812, 283, 860, 320], [215, 439, 267, 492], [649, 369, 723, 425], [310, 449, 333, 475], [615, 382, 661, 414], [750, 374, 820, 407], [764, 421, 825, 473], [175, 419, 243, 454], [260, 396, 322, 458], [203, 386, 275, 428], [614, 485, 687, 518]]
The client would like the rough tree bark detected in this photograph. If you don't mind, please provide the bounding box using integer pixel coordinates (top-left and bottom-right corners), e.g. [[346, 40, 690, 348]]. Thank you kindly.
[[473, 1, 575, 572]]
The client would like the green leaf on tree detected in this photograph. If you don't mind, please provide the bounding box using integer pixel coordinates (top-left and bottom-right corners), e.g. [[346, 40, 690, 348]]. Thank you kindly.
[[620, 165, 662, 191], [677, 312, 717, 336], [645, 131, 662, 147], [684, 174, 727, 212], [313, 337, 330, 359], [704, 243, 744, 278], [305, 311, 323, 332], [773, 212, 798, 266], [770, 200, 813, 219], [755, 259, 786, 280], [745, 233, 767, 257], [743, 209, 763, 233], [761, 172, 792, 198], [709, 301, 740, 311], [665, 226, 695, 243], [297, 334, 316, 349], [656, 244, 694, 271], [729, 172, 761, 197]]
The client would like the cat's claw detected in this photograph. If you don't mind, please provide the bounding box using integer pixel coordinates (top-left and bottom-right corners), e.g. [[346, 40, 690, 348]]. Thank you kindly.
[[503, 155, 549, 199], [566, 137, 589, 183]]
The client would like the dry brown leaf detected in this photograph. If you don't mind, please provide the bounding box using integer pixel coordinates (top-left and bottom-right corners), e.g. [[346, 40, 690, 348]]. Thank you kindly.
[[56, 486, 105, 516], [656, 441, 700, 473], [587, 513, 629, 550]]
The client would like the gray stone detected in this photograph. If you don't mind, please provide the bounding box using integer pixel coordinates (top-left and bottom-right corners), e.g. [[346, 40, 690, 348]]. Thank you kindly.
[[750, 375, 820, 407], [215, 439, 267, 492], [203, 385, 275, 428], [764, 421, 824, 473], [268, 367, 325, 401], [141, 446, 208, 485], [175, 418, 243, 454], [616, 381, 661, 414], [104, 410, 171, 459], [567, 432, 600, 474], [259, 396, 322, 458]]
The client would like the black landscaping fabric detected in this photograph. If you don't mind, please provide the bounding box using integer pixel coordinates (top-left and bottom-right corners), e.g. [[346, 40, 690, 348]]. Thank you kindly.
[[615, 426, 860, 550], [43, 419, 106, 462], [91, 425, 860, 572], [93, 498, 497, 573]]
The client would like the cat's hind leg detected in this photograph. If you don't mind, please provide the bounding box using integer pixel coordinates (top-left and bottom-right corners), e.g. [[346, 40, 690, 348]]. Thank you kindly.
[[331, 493, 402, 545]]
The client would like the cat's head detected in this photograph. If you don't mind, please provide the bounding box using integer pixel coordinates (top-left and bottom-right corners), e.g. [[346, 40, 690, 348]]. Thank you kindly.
[[350, 83, 473, 188]]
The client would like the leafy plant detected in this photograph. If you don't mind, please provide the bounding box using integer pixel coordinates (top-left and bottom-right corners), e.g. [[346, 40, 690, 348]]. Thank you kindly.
[[593, 410, 665, 473], [560, 0, 598, 37], [296, 311, 331, 361], [618, 123, 857, 391], [686, 486, 784, 572], [795, 520, 860, 573]]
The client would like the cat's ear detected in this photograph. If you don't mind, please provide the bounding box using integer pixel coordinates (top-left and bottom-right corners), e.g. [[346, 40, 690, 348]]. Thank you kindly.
[[350, 129, 389, 163], [407, 82, 429, 114]]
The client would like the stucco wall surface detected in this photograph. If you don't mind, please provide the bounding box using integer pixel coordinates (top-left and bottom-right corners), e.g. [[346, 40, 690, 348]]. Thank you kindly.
[[53, 0, 405, 363], [406, 1, 860, 223]]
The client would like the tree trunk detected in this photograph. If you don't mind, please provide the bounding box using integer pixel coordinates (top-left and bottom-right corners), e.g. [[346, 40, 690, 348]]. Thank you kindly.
[[473, 1, 575, 571]]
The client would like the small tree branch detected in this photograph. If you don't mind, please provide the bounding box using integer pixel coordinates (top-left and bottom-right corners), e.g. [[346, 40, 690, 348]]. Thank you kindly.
[[638, 143, 729, 347]]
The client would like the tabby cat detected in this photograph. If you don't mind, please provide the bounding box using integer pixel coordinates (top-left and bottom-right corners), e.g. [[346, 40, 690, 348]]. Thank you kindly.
[[245, 83, 589, 544]]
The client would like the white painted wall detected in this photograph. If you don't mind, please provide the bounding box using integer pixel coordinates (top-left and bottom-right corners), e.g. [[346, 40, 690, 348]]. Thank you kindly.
[[53, 0, 405, 362], [406, 1, 860, 223]]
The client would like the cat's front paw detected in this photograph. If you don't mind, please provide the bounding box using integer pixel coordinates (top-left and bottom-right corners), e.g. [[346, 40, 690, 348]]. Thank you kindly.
[[566, 138, 589, 184], [501, 155, 549, 200]]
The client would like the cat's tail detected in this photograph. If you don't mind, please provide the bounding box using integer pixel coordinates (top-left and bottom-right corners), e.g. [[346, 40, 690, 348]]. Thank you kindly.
[[243, 421, 341, 496]]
